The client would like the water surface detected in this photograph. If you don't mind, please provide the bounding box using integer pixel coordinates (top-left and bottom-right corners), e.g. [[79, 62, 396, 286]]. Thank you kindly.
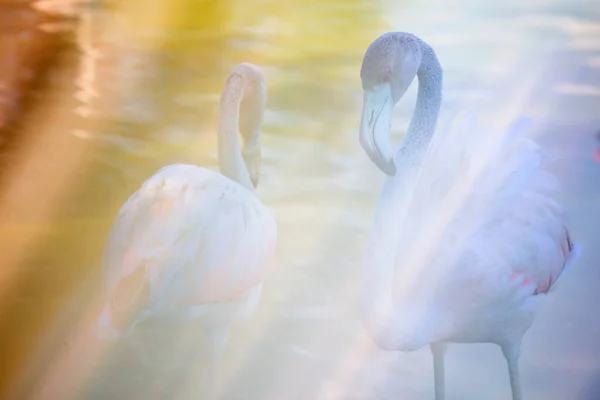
[[4, 0, 600, 399]]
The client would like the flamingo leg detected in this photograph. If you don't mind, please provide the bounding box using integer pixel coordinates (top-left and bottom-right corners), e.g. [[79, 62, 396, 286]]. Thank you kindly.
[[431, 342, 447, 400], [204, 352, 220, 400], [501, 343, 523, 400], [204, 326, 229, 400], [173, 324, 229, 400]]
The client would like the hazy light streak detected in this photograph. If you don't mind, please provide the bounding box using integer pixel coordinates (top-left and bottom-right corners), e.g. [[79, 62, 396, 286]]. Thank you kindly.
[[29, 292, 114, 400]]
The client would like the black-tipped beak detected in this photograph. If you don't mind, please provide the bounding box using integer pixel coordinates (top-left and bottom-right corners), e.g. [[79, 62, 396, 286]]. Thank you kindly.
[[359, 84, 396, 176]]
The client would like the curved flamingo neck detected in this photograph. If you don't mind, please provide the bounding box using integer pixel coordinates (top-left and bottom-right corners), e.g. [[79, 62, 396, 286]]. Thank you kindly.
[[395, 42, 443, 173], [218, 73, 255, 192], [360, 42, 444, 349]]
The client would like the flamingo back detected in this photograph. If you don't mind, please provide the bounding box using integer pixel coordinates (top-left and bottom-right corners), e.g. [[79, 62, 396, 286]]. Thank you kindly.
[[99, 164, 277, 331], [389, 113, 579, 333]]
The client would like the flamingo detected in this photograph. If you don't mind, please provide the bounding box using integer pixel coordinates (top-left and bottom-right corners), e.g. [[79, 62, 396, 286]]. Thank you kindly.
[[357, 32, 581, 400], [95, 62, 277, 399]]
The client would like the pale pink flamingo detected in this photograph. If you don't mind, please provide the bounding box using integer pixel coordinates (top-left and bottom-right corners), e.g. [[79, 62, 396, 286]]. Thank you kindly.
[[358, 32, 581, 400], [95, 62, 277, 399]]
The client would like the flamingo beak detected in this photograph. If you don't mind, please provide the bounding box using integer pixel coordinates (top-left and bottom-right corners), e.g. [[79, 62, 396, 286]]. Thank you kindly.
[[359, 83, 396, 176]]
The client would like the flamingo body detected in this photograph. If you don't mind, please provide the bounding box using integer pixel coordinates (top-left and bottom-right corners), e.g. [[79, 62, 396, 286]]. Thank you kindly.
[[358, 32, 581, 399], [99, 164, 276, 333], [95, 63, 275, 399]]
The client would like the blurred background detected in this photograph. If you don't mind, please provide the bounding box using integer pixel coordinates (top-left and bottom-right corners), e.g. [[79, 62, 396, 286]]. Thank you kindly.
[[0, 0, 598, 399]]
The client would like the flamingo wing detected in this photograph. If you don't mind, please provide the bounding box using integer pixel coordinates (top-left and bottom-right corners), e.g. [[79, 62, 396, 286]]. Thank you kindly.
[[390, 115, 579, 305], [512, 229, 579, 296], [101, 164, 277, 316]]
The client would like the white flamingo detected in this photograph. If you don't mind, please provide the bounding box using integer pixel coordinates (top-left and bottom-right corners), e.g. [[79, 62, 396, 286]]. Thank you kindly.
[[95, 62, 277, 399], [358, 32, 580, 400]]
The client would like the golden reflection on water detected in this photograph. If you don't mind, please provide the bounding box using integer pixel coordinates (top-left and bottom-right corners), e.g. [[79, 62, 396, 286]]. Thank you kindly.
[[0, 0, 599, 399]]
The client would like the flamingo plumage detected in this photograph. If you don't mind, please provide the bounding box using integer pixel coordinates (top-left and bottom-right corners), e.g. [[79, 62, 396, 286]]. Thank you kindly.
[[95, 62, 277, 399], [357, 32, 581, 400]]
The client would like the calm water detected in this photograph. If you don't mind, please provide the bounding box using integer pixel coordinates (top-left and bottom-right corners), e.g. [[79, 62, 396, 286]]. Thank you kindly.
[[4, 0, 600, 399]]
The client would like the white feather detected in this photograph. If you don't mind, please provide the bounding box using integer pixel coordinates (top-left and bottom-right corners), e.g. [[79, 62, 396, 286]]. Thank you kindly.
[[358, 33, 580, 366], [98, 164, 276, 333]]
